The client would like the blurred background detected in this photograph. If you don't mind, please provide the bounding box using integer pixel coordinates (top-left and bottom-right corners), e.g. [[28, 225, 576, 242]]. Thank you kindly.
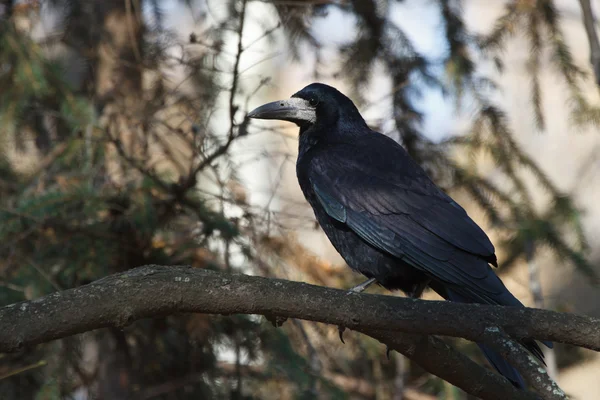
[[1, 0, 600, 399]]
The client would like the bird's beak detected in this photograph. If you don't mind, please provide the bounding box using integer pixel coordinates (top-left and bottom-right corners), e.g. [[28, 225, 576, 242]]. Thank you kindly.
[[247, 97, 316, 125]]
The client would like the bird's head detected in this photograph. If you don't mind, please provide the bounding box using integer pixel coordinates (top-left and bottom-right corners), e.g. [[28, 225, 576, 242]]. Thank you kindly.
[[247, 83, 365, 131]]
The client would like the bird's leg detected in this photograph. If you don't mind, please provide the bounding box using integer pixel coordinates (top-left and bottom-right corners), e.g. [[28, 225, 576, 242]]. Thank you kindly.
[[348, 277, 377, 293], [338, 278, 378, 343]]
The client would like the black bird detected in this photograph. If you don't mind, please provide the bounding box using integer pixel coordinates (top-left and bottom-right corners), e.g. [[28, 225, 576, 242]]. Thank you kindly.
[[247, 82, 551, 388]]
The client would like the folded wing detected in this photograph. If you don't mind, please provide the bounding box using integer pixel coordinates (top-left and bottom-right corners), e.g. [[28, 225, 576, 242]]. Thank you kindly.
[[309, 139, 507, 304]]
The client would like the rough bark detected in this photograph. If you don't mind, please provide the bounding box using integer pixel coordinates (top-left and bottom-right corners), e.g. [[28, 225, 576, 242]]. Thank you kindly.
[[3, 265, 598, 399]]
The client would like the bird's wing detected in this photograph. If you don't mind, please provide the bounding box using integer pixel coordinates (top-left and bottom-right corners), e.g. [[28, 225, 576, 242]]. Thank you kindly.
[[308, 138, 515, 305]]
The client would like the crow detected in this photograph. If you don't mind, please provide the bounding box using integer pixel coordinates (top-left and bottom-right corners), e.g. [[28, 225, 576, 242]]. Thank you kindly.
[[247, 82, 551, 388]]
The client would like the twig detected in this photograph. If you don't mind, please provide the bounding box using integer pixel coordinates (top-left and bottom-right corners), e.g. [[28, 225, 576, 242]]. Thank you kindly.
[[578, 0, 600, 85], [176, 0, 249, 195], [0, 360, 47, 380], [228, 0, 247, 141], [26, 257, 62, 291]]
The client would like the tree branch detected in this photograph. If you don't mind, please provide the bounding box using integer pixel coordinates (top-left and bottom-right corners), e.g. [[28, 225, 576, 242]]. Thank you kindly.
[[361, 329, 537, 400], [481, 327, 566, 400], [2, 265, 597, 398], [578, 0, 600, 85]]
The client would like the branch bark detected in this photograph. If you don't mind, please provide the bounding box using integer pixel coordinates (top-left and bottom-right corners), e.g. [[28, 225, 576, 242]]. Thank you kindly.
[[2, 265, 597, 398], [361, 328, 537, 400], [481, 328, 566, 400]]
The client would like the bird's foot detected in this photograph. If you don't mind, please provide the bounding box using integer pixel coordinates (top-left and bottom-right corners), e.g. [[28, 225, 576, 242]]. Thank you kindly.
[[337, 278, 378, 343], [348, 277, 377, 294], [386, 346, 392, 360]]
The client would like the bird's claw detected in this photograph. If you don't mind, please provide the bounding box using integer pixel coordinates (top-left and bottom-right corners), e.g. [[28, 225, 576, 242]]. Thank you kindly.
[[338, 325, 346, 344], [386, 346, 392, 360]]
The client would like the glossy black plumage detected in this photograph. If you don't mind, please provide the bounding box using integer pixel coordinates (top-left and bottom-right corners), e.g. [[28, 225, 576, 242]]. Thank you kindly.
[[249, 83, 551, 388]]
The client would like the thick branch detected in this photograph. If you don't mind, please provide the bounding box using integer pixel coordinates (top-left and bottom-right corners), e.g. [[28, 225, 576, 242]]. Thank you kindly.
[[362, 329, 537, 400], [481, 327, 566, 400], [1, 265, 596, 398]]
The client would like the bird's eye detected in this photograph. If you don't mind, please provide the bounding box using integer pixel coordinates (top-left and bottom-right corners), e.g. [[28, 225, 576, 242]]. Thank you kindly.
[[308, 97, 319, 107]]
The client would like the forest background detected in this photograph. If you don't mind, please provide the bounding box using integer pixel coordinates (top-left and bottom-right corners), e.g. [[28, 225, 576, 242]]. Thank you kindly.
[[2, 0, 600, 399]]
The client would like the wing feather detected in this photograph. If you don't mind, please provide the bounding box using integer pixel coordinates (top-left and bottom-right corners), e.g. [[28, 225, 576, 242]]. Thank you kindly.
[[310, 141, 496, 261], [308, 143, 509, 304]]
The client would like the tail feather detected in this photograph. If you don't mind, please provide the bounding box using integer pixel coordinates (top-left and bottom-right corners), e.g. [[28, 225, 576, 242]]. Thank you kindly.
[[478, 343, 526, 388], [432, 284, 551, 388]]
